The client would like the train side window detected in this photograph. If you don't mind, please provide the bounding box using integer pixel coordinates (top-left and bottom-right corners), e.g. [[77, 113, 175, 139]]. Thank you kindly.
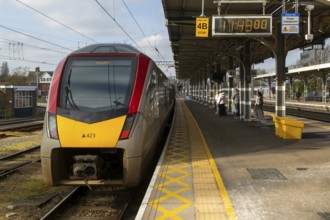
[[151, 72, 157, 85], [147, 70, 157, 93]]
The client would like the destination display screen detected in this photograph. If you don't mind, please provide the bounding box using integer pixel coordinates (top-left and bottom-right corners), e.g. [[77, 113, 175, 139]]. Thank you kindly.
[[212, 15, 272, 36]]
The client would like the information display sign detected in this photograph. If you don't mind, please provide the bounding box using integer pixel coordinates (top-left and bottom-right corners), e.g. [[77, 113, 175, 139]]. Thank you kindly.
[[212, 15, 272, 36]]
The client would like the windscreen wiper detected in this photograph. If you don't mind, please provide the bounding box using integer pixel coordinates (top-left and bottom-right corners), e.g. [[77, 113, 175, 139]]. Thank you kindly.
[[114, 98, 125, 107], [64, 70, 79, 110]]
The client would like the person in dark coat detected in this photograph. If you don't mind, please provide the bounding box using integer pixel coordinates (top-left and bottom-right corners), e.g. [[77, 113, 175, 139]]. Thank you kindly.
[[217, 91, 226, 116], [296, 90, 301, 101]]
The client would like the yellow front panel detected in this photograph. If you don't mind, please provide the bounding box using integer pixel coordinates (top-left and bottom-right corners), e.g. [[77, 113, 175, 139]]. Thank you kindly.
[[57, 115, 126, 148]]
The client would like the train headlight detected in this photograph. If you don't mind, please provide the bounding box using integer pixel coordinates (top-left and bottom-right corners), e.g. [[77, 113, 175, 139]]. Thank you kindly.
[[119, 114, 135, 139], [48, 113, 59, 139]]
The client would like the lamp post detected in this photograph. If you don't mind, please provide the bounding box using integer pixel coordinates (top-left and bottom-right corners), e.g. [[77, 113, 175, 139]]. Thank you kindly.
[[35, 67, 41, 98]]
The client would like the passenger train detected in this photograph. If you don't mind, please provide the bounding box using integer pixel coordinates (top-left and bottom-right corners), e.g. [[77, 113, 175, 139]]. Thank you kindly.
[[41, 44, 175, 187]]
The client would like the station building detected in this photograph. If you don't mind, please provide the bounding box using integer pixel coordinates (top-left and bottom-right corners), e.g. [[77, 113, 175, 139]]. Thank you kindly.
[[0, 85, 37, 119]]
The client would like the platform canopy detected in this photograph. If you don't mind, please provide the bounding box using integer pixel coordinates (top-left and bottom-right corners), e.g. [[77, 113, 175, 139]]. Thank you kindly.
[[162, 0, 330, 80]]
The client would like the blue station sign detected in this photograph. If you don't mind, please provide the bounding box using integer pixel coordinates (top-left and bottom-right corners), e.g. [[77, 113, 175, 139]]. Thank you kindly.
[[281, 13, 300, 34]]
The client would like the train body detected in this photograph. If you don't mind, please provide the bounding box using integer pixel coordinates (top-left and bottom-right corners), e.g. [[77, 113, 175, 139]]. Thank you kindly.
[[41, 44, 175, 187]]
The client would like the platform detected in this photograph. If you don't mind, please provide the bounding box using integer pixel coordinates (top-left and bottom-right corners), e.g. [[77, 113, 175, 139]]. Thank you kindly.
[[137, 98, 330, 220]]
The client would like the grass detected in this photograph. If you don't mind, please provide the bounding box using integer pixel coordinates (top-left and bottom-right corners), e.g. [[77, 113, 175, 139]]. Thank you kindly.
[[17, 178, 49, 198]]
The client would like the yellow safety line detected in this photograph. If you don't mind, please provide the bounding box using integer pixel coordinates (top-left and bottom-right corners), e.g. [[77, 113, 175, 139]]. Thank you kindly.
[[183, 102, 237, 220], [147, 103, 194, 219]]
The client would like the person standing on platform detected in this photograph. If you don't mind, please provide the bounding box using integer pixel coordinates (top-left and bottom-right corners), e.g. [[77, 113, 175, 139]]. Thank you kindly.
[[232, 88, 240, 118], [214, 92, 220, 115], [259, 90, 264, 116], [217, 90, 226, 116], [254, 90, 264, 119], [296, 90, 301, 102]]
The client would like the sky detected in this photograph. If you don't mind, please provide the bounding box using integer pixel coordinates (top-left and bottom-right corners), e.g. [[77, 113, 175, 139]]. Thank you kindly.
[[0, 0, 175, 76]]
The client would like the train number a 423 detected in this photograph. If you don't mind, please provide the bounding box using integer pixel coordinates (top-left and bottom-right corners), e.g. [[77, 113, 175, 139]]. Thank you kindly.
[[82, 133, 96, 138]]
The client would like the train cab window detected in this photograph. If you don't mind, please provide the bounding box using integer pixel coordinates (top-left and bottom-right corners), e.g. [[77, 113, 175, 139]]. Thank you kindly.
[[59, 57, 136, 114]]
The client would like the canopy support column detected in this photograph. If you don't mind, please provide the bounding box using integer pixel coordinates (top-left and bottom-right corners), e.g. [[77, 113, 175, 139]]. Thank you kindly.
[[275, 22, 286, 117]]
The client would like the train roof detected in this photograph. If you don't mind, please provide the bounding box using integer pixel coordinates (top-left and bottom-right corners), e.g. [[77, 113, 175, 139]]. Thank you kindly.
[[72, 44, 142, 54]]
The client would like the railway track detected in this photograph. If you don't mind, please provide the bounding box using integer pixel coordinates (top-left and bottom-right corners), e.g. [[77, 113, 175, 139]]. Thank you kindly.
[[0, 117, 44, 132], [13, 123, 44, 132], [0, 116, 44, 126], [38, 115, 171, 219], [41, 185, 135, 220], [0, 145, 40, 179], [262, 104, 330, 123]]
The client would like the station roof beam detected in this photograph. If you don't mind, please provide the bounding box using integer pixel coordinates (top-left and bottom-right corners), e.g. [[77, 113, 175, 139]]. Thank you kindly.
[[162, 0, 330, 80]]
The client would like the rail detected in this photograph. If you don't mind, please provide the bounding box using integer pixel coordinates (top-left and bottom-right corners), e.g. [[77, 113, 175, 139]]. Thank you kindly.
[[262, 104, 330, 123], [40, 186, 134, 220], [0, 146, 41, 179]]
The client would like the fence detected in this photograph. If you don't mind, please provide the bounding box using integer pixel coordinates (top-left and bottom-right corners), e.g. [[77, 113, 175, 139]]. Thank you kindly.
[[0, 109, 13, 119]]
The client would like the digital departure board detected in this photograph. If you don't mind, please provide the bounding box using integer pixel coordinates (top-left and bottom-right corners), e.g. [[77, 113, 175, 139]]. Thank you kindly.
[[212, 15, 272, 36]]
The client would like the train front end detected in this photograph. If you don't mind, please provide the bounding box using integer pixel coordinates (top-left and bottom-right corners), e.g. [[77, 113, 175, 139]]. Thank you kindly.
[[41, 44, 149, 187]]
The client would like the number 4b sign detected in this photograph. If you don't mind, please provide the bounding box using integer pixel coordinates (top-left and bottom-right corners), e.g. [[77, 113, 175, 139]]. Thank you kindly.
[[196, 17, 209, 37]]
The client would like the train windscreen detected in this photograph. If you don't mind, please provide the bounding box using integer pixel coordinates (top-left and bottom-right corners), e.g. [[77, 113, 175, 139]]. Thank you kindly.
[[59, 57, 137, 113]]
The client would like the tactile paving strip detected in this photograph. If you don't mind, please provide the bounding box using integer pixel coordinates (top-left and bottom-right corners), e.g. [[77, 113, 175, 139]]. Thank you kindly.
[[183, 102, 229, 219], [140, 100, 233, 220], [144, 100, 194, 219]]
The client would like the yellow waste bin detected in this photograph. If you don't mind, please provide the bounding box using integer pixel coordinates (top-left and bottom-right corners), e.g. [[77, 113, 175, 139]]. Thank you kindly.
[[280, 118, 304, 140], [272, 115, 283, 137]]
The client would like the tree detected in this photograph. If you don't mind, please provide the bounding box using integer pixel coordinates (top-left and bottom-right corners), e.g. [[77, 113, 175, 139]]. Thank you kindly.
[[292, 80, 304, 93], [26, 71, 37, 85], [315, 45, 330, 64], [308, 77, 319, 93], [296, 45, 330, 67], [4, 67, 29, 85], [0, 61, 9, 82], [256, 68, 267, 76]]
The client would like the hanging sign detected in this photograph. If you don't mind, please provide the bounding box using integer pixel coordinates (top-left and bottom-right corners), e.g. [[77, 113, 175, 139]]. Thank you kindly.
[[196, 17, 209, 37], [281, 13, 300, 34], [212, 15, 272, 36]]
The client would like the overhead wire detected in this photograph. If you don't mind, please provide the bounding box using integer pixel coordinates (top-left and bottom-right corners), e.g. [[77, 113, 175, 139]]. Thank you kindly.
[[94, 0, 144, 52], [0, 38, 67, 54], [2, 1, 96, 67], [0, 1, 89, 68], [0, 24, 73, 51], [16, 0, 98, 44], [0, 0, 93, 65], [121, 0, 165, 61], [1, 1, 172, 71], [0, 54, 57, 66]]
